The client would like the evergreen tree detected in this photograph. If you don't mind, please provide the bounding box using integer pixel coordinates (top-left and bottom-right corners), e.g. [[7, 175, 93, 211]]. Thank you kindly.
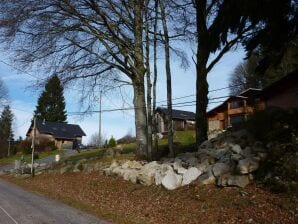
[[34, 75, 67, 122], [0, 105, 14, 157]]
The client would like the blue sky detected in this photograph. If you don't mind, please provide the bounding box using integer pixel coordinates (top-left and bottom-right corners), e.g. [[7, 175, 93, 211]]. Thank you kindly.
[[0, 45, 245, 144]]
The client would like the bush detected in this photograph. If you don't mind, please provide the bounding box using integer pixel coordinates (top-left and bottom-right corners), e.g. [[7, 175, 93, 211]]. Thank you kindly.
[[246, 107, 298, 144], [246, 107, 298, 193], [117, 134, 136, 144], [18, 140, 32, 154], [16, 139, 57, 154], [108, 136, 117, 147], [36, 139, 57, 152]]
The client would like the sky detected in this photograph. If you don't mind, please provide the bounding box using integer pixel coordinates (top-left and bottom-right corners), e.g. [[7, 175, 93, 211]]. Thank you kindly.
[[0, 45, 245, 144]]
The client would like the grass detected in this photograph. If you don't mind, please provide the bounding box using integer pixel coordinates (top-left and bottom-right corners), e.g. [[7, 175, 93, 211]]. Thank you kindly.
[[63, 131, 196, 163], [0, 150, 64, 165], [62, 148, 106, 163]]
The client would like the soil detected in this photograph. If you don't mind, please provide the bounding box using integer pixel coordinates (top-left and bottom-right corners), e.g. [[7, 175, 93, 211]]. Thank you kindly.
[[3, 172, 297, 224]]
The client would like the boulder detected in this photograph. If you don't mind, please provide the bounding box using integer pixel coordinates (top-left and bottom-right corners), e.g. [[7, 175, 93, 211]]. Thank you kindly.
[[237, 157, 260, 174], [217, 174, 250, 188], [196, 160, 210, 173], [173, 159, 183, 171], [240, 146, 253, 157], [161, 170, 182, 190], [229, 144, 242, 154], [112, 166, 125, 176], [177, 167, 188, 175], [185, 157, 199, 167], [123, 169, 139, 184], [182, 167, 202, 186], [198, 168, 216, 185], [110, 160, 119, 169], [138, 162, 160, 186], [122, 160, 143, 169], [212, 163, 230, 177], [60, 165, 73, 174], [231, 153, 243, 161], [199, 140, 213, 149], [155, 164, 173, 185]]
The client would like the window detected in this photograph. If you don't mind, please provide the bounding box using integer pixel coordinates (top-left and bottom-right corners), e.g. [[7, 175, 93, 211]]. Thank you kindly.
[[230, 115, 245, 125], [230, 100, 244, 109]]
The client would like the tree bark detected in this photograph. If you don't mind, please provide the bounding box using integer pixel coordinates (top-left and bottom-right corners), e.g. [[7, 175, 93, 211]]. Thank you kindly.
[[195, 0, 209, 146], [159, 0, 174, 157], [196, 51, 209, 145], [133, 79, 148, 158], [145, 0, 152, 161], [152, 0, 159, 159], [133, 0, 148, 158]]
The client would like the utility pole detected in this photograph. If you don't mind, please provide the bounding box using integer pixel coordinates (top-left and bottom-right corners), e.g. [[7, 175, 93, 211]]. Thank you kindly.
[[31, 116, 37, 177], [98, 90, 102, 148]]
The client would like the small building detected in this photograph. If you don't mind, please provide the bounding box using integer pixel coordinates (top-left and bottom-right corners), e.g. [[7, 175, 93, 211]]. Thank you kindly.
[[155, 107, 195, 133], [207, 70, 298, 131], [26, 120, 86, 149]]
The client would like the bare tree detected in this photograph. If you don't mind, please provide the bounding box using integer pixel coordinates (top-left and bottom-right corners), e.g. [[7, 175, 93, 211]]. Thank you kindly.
[[228, 55, 263, 96], [159, 0, 175, 157], [152, 0, 159, 159], [0, 0, 148, 157], [88, 132, 106, 147], [144, 0, 153, 161]]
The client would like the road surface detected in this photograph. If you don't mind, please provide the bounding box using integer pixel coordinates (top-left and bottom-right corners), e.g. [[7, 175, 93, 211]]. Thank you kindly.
[[0, 179, 110, 224]]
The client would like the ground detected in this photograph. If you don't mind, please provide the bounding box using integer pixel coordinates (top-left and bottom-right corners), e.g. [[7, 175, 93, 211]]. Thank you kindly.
[[1, 131, 297, 223], [0, 178, 108, 224], [2, 172, 297, 224]]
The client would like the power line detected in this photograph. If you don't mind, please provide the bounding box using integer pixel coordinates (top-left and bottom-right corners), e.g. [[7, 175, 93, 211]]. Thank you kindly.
[[0, 59, 39, 80]]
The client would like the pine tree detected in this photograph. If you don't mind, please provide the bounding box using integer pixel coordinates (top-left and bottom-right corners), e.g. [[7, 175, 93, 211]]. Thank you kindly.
[[0, 105, 14, 157], [34, 75, 67, 122]]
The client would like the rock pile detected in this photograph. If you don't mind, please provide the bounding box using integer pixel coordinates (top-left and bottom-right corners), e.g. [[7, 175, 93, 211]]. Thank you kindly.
[[103, 130, 268, 190]]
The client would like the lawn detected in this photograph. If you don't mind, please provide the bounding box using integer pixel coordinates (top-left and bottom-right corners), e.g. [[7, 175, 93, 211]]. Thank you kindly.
[[121, 130, 196, 158], [0, 150, 64, 165]]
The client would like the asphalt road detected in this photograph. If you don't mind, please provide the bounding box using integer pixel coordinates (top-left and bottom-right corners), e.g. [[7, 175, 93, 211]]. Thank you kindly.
[[0, 179, 110, 224]]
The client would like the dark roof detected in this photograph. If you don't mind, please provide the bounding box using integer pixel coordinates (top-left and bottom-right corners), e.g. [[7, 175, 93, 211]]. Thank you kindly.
[[239, 88, 262, 98], [156, 107, 195, 120], [27, 120, 86, 140]]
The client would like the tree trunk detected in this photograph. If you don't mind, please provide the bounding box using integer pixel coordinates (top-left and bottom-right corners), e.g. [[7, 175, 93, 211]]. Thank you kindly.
[[133, 79, 148, 158], [145, 0, 152, 161], [133, 1, 148, 158], [195, 0, 209, 146], [152, 0, 159, 160], [159, 0, 174, 157], [195, 54, 209, 145]]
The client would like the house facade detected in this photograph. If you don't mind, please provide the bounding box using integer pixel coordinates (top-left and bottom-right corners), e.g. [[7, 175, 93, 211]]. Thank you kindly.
[[207, 71, 298, 131], [257, 71, 298, 109], [26, 120, 86, 150], [155, 107, 195, 133], [207, 89, 262, 131]]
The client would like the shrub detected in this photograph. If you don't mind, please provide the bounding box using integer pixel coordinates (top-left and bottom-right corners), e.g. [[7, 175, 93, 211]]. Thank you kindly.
[[117, 134, 136, 144], [18, 140, 32, 154], [36, 139, 57, 152], [108, 136, 117, 148], [246, 107, 298, 144]]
